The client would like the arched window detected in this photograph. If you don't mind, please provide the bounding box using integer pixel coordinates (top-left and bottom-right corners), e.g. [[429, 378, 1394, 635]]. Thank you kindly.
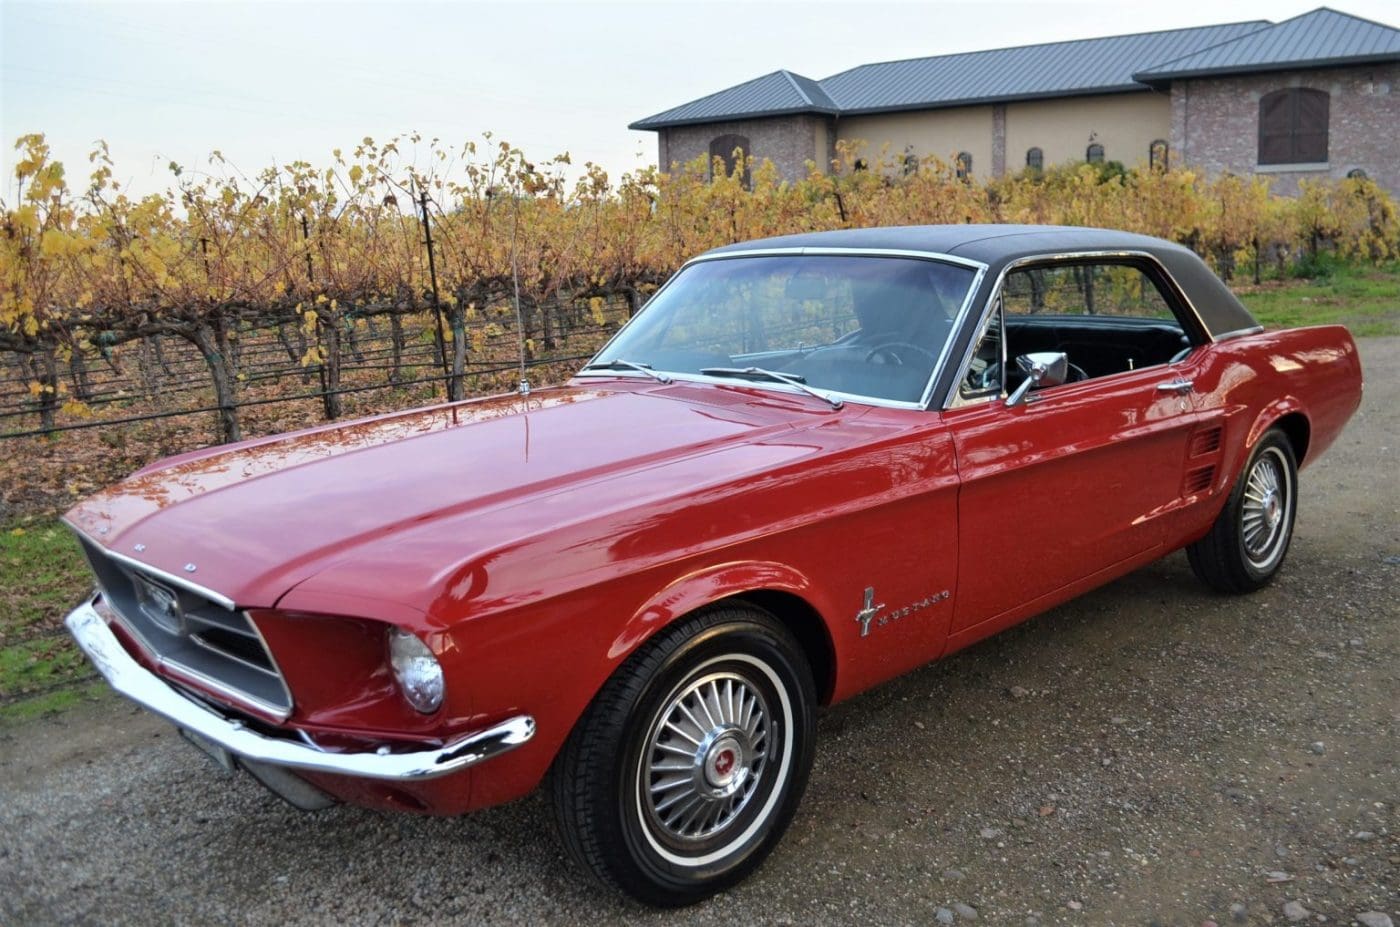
[[1259, 88, 1329, 165], [1346, 167, 1367, 179], [902, 146, 918, 176], [955, 151, 972, 180], [1026, 147, 1044, 171], [1149, 139, 1168, 170], [1086, 143, 1105, 164], [708, 134, 751, 186]]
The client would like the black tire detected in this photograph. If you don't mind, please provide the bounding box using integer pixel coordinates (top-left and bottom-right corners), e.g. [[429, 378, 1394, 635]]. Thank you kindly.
[[1187, 427, 1298, 593], [550, 604, 816, 906]]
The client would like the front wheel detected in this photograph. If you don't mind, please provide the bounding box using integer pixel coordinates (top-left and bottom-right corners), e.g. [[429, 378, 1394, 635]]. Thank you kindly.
[[1187, 427, 1298, 593], [551, 604, 816, 906]]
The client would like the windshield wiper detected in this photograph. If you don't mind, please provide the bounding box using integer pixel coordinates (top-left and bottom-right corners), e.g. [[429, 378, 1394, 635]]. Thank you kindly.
[[698, 366, 844, 410], [581, 359, 673, 384]]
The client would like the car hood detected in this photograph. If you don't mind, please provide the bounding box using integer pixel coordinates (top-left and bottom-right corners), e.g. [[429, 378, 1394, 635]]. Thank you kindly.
[[66, 382, 843, 609]]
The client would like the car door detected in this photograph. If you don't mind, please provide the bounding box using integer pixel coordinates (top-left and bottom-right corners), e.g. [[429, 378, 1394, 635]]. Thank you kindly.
[[942, 256, 1206, 636]]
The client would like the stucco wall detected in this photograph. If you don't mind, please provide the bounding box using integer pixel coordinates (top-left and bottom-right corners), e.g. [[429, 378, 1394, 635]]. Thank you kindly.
[[837, 106, 995, 177], [1004, 92, 1171, 172], [1171, 63, 1400, 196], [658, 115, 824, 181]]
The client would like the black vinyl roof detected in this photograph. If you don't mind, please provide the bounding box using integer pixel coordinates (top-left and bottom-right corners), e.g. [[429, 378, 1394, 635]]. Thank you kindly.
[[702, 225, 1260, 341], [632, 7, 1400, 130]]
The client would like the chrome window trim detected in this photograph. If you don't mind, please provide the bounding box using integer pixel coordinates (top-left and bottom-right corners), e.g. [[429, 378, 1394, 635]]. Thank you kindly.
[[941, 250, 1213, 410], [63, 517, 237, 610], [575, 247, 988, 412], [1214, 325, 1266, 341]]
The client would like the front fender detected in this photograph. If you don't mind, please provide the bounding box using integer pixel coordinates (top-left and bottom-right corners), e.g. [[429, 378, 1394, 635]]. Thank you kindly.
[[607, 560, 837, 664]]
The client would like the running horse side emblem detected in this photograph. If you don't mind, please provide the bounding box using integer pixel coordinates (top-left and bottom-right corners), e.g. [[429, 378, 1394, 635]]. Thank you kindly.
[[854, 587, 884, 637]]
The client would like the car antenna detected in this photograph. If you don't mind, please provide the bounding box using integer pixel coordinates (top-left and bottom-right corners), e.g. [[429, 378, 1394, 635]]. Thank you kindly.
[[511, 190, 529, 397]]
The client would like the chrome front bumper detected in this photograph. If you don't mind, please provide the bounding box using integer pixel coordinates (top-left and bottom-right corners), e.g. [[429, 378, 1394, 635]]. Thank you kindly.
[[65, 597, 535, 782]]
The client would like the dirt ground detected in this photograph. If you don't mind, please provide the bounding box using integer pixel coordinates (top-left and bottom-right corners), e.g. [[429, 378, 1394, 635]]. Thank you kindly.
[[1, 339, 1396, 927]]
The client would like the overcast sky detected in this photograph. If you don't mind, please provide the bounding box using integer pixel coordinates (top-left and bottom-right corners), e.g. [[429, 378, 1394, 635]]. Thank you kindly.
[[3, 0, 1398, 198]]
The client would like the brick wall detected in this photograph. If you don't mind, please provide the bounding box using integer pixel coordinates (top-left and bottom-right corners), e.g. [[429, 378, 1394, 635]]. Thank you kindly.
[[658, 115, 824, 181], [1171, 63, 1400, 196]]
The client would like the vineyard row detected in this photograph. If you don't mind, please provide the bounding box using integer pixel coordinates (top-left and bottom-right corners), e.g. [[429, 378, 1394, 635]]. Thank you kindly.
[[3, 132, 1398, 444]]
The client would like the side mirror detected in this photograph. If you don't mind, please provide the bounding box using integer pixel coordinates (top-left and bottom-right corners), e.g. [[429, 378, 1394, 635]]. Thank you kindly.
[[1005, 351, 1068, 407]]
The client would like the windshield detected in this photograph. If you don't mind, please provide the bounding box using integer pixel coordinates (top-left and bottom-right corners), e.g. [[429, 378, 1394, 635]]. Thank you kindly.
[[585, 255, 977, 404]]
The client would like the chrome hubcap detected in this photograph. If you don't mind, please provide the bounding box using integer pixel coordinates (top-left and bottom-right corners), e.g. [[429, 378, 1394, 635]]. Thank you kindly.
[[643, 671, 769, 842], [1241, 449, 1290, 567]]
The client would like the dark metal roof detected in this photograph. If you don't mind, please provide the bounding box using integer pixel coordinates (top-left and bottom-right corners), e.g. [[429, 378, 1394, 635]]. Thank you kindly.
[[631, 20, 1269, 129], [705, 224, 1259, 340], [630, 70, 838, 131], [818, 22, 1265, 114], [1135, 7, 1400, 81], [632, 7, 1400, 130]]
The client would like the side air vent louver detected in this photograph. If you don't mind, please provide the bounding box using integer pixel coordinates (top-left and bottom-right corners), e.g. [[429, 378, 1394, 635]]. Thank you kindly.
[[1190, 426, 1224, 457], [1184, 465, 1216, 494]]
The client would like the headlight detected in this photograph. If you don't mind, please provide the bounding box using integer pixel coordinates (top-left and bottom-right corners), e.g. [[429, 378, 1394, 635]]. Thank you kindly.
[[388, 629, 444, 714]]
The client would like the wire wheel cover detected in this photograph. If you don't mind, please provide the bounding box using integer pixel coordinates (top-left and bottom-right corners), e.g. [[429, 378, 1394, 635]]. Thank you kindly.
[[1241, 447, 1290, 567], [641, 671, 771, 843]]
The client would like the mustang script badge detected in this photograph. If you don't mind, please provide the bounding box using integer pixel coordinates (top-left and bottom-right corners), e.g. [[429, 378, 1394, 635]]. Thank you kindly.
[[855, 586, 950, 637]]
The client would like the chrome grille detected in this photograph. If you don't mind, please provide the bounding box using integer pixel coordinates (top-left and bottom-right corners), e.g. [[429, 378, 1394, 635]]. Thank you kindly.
[[75, 535, 293, 719]]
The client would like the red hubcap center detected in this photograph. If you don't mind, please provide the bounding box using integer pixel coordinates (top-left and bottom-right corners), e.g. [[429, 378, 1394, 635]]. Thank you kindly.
[[714, 749, 735, 776]]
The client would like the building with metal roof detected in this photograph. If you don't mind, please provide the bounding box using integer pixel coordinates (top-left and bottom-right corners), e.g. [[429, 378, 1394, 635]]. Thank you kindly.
[[632, 7, 1400, 196]]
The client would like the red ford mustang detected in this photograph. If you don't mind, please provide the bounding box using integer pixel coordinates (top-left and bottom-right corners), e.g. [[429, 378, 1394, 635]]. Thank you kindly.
[[63, 225, 1362, 904]]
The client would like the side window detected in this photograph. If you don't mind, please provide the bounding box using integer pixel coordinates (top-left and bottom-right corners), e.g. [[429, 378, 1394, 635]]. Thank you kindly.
[[999, 262, 1189, 383], [1149, 139, 1168, 170], [1258, 88, 1328, 165], [709, 134, 751, 186]]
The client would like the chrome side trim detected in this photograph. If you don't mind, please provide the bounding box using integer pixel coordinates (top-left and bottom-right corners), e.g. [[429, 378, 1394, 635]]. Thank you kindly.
[[941, 249, 1212, 410], [576, 248, 989, 413], [62, 517, 237, 610], [66, 599, 536, 782]]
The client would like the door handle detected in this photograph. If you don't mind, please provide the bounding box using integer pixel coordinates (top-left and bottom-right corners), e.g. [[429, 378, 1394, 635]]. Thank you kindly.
[[1156, 378, 1194, 394]]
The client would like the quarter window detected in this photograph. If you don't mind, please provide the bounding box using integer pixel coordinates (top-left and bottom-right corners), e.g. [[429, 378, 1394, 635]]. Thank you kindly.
[[955, 152, 972, 180], [1086, 143, 1105, 164], [1026, 147, 1044, 171], [1258, 88, 1328, 165]]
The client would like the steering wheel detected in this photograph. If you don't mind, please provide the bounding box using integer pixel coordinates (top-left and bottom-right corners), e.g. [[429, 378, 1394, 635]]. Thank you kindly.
[[865, 342, 938, 368]]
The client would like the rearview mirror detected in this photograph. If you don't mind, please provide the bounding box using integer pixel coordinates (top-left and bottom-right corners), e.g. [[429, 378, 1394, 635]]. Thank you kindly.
[[1005, 351, 1068, 407]]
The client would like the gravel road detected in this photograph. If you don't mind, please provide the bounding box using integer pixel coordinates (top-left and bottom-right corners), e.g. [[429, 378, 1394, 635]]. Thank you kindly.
[[2, 339, 1396, 927]]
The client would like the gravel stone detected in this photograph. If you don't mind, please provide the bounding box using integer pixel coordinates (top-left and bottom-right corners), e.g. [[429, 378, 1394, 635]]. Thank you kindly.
[[934, 907, 955, 925], [1356, 914, 1393, 927], [1309, 741, 1326, 755], [941, 869, 965, 881], [1283, 900, 1310, 921], [951, 902, 977, 920]]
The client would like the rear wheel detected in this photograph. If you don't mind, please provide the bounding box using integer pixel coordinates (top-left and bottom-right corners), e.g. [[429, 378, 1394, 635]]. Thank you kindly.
[[551, 604, 816, 906], [1187, 427, 1298, 593]]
